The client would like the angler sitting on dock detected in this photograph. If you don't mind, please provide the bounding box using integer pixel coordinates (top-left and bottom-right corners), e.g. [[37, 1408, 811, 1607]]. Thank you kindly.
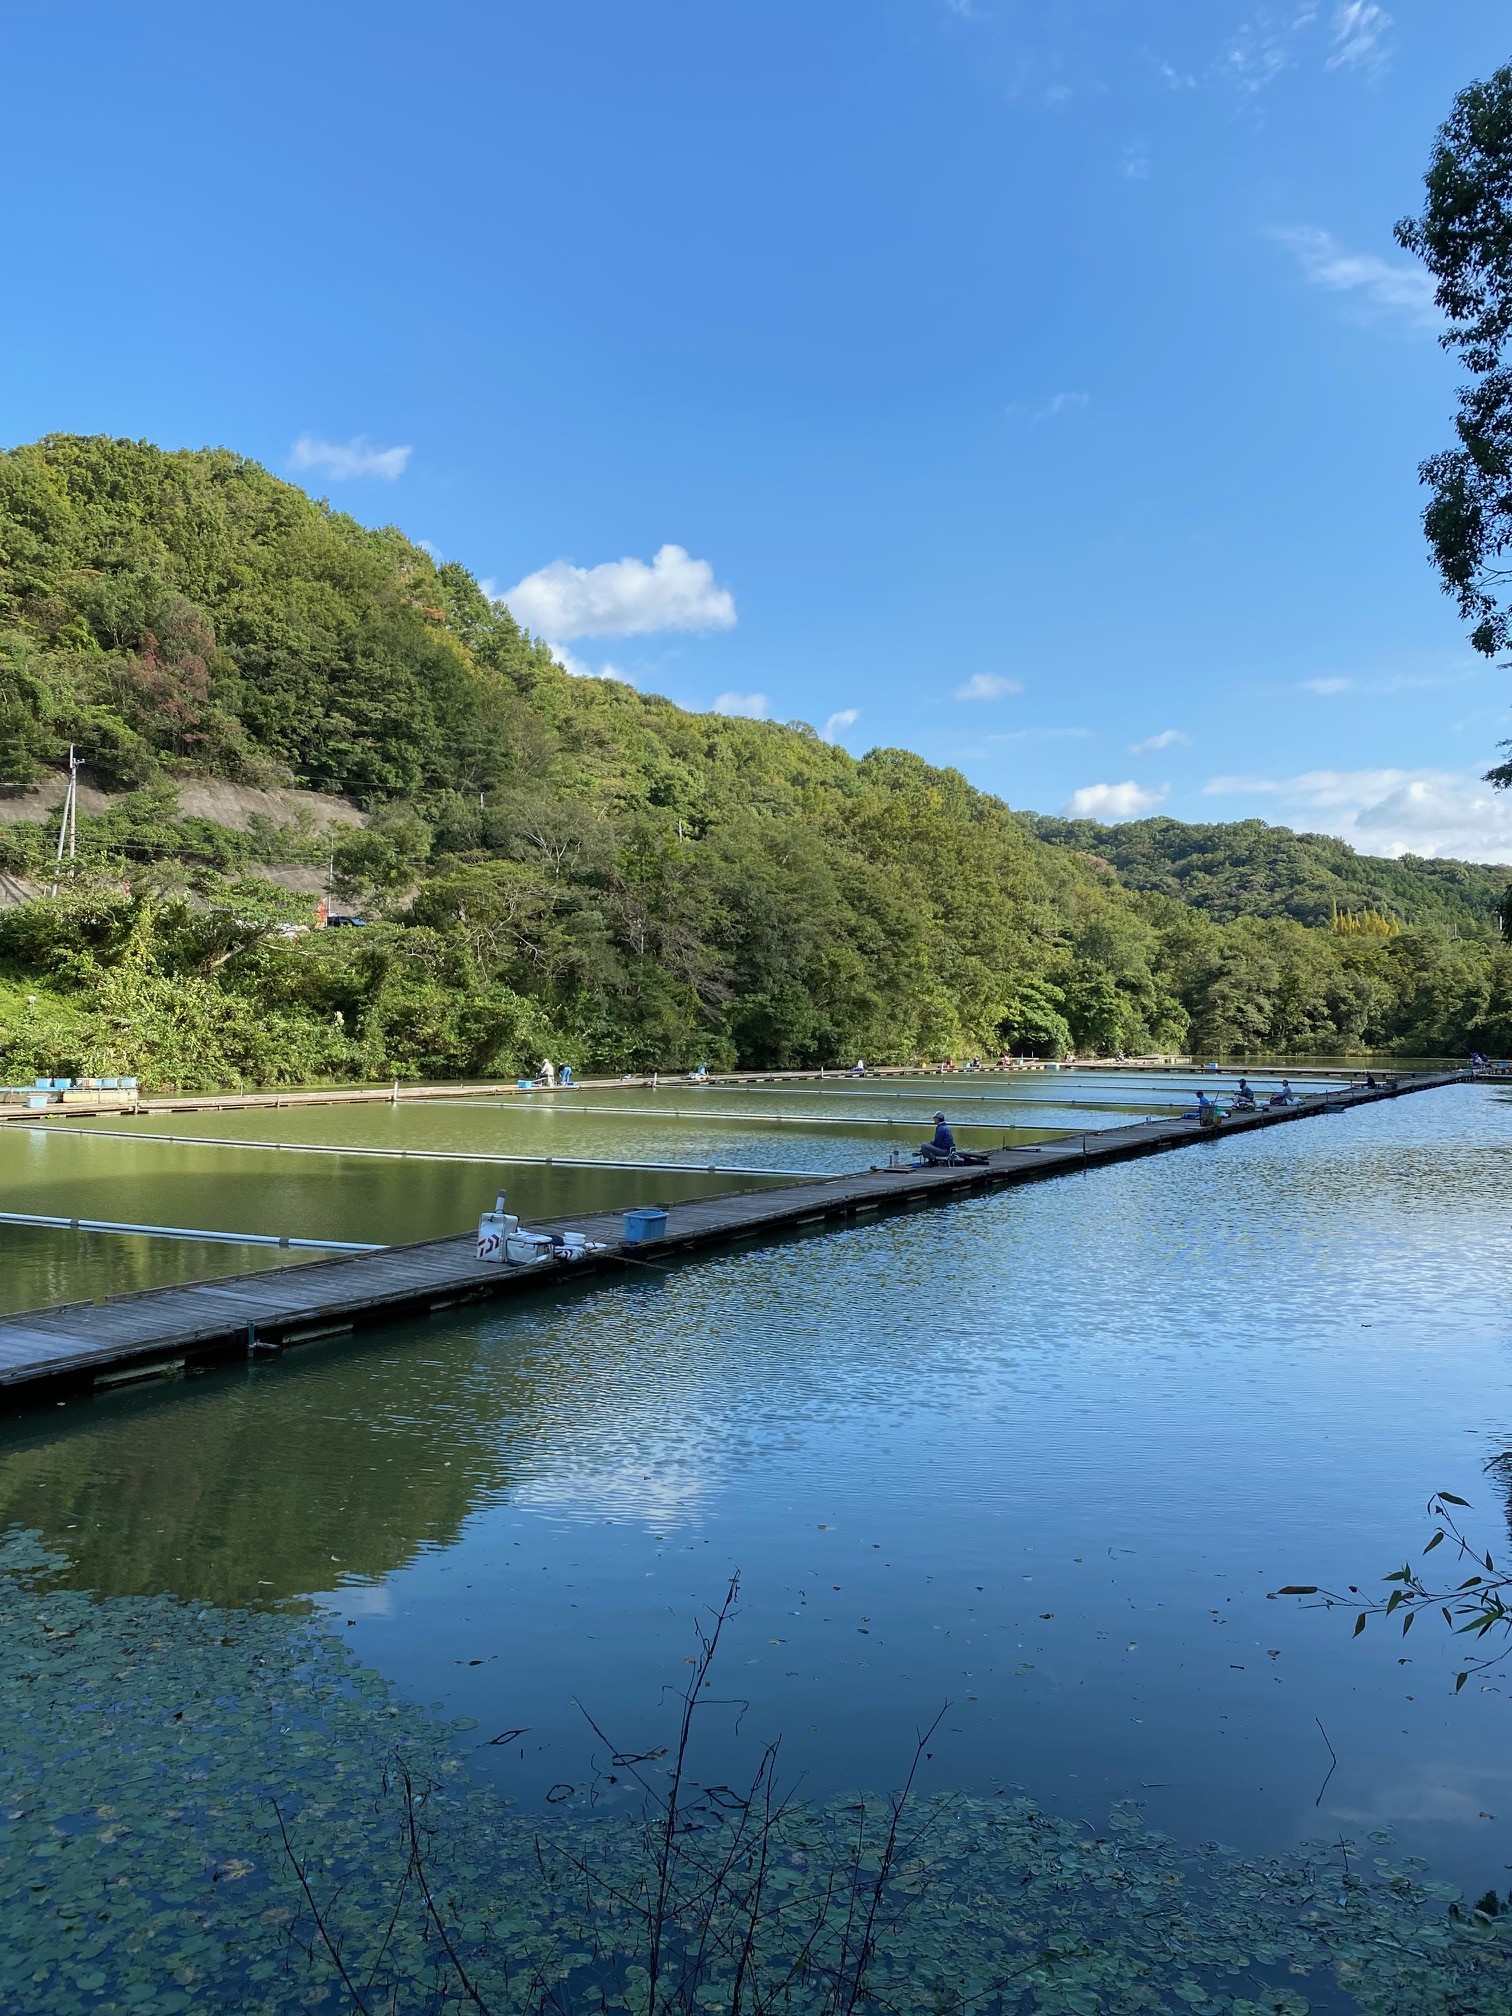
[[919, 1112, 956, 1163], [1232, 1078, 1257, 1112], [1268, 1080, 1297, 1108], [1189, 1090, 1223, 1127]]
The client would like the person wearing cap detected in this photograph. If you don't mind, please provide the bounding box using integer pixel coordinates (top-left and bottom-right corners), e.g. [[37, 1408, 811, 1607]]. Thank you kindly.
[[920, 1112, 956, 1163]]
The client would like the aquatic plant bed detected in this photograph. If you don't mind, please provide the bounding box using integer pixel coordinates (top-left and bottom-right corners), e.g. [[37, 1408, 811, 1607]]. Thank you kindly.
[[0, 1072, 1463, 1405], [1, 1530, 1507, 2015]]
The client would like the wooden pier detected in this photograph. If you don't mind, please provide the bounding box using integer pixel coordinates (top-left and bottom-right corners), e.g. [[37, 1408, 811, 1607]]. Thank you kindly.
[[0, 1070, 1469, 1406]]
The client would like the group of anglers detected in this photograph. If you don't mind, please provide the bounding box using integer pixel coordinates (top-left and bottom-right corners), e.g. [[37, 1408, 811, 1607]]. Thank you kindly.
[[1188, 1071, 1395, 1127], [1188, 1077, 1297, 1127]]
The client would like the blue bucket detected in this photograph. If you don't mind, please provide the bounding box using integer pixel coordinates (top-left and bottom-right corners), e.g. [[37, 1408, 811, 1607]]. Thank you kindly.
[[623, 1207, 669, 1244]]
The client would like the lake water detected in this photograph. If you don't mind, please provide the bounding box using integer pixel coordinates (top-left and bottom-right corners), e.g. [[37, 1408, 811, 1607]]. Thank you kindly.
[[2, 1074, 1510, 2010]]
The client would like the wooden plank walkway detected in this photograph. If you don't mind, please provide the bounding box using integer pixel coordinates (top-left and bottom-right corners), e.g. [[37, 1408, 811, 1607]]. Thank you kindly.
[[0, 1070, 1468, 1404]]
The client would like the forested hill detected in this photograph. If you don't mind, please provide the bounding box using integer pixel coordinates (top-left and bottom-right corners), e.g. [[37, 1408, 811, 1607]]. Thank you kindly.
[[1023, 815, 1508, 934], [0, 432, 1509, 1088]]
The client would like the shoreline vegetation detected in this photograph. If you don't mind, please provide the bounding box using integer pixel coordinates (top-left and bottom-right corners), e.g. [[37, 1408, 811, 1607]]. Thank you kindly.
[[1, 434, 1510, 1097]]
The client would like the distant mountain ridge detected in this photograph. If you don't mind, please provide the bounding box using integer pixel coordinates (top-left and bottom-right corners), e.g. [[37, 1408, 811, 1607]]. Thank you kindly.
[[1022, 814, 1507, 935]]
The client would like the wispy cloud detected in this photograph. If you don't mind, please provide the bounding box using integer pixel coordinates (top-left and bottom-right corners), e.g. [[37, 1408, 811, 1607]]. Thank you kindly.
[[502, 544, 736, 641], [1062, 780, 1168, 821], [1271, 226, 1436, 329], [713, 691, 769, 719], [1120, 142, 1152, 181], [822, 709, 860, 743], [1326, 1, 1391, 72], [1221, 7, 1318, 94], [1006, 391, 1091, 422], [1218, 5, 1390, 93], [1130, 728, 1190, 754], [415, 537, 442, 561], [1201, 766, 1512, 861], [1287, 658, 1479, 698], [953, 673, 1024, 702], [289, 434, 412, 482]]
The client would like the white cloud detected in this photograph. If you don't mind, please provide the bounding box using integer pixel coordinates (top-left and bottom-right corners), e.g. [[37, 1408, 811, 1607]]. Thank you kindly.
[[1121, 142, 1152, 181], [501, 544, 736, 641], [822, 709, 860, 743], [1219, 6, 1388, 93], [289, 434, 412, 482], [1007, 390, 1090, 422], [415, 537, 442, 561], [1130, 728, 1190, 754], [551, 643, 632, 685], [1326, 1, 1391, 72], [713, 691, 769, 719], [954, 673, 1024, 702], [1221, 7, 1318, 94], [1298, 676, 1351, 694], [1200, 767, 1512, 861], [1271, 226, 1436, 329], [1062, 780, 1169, 821]]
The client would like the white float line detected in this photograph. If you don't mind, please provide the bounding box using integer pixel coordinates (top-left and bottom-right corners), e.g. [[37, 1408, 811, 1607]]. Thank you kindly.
[[493, 1088, 1290, 1120], [24, 1125, 813, 1180], [433, 1100, 1082, 1130], [0, 1209, 383, 1252]]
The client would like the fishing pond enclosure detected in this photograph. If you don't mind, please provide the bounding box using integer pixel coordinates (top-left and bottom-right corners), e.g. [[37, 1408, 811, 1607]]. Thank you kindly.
[[0, 1070, 1468, 1407]]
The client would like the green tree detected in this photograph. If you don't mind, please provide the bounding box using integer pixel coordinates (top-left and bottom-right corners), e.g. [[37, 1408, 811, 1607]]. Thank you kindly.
[[1397, 62, 1512, 779]]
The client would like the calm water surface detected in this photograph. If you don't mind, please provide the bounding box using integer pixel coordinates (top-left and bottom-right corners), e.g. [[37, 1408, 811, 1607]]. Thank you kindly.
[[1, 1080, 1509, 1906]]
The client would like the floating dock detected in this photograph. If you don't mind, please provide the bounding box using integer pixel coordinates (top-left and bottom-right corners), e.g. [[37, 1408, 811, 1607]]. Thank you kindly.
[[0, 1071, 1468, 1405]]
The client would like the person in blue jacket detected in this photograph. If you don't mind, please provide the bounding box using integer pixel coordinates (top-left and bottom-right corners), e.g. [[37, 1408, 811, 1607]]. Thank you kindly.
[[920, 1112, 956, 1162]]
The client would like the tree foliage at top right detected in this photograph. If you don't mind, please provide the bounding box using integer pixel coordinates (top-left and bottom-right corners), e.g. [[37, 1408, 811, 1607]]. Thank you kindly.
[[1398, 61, 1512, 781]]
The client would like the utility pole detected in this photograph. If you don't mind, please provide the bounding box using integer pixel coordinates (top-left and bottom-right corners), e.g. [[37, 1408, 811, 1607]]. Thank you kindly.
[[50, 745, 78, 896]]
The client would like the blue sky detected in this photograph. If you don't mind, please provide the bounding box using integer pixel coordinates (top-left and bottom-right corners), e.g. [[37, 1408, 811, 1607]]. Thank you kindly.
[[5, 2, 1512, 859]]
